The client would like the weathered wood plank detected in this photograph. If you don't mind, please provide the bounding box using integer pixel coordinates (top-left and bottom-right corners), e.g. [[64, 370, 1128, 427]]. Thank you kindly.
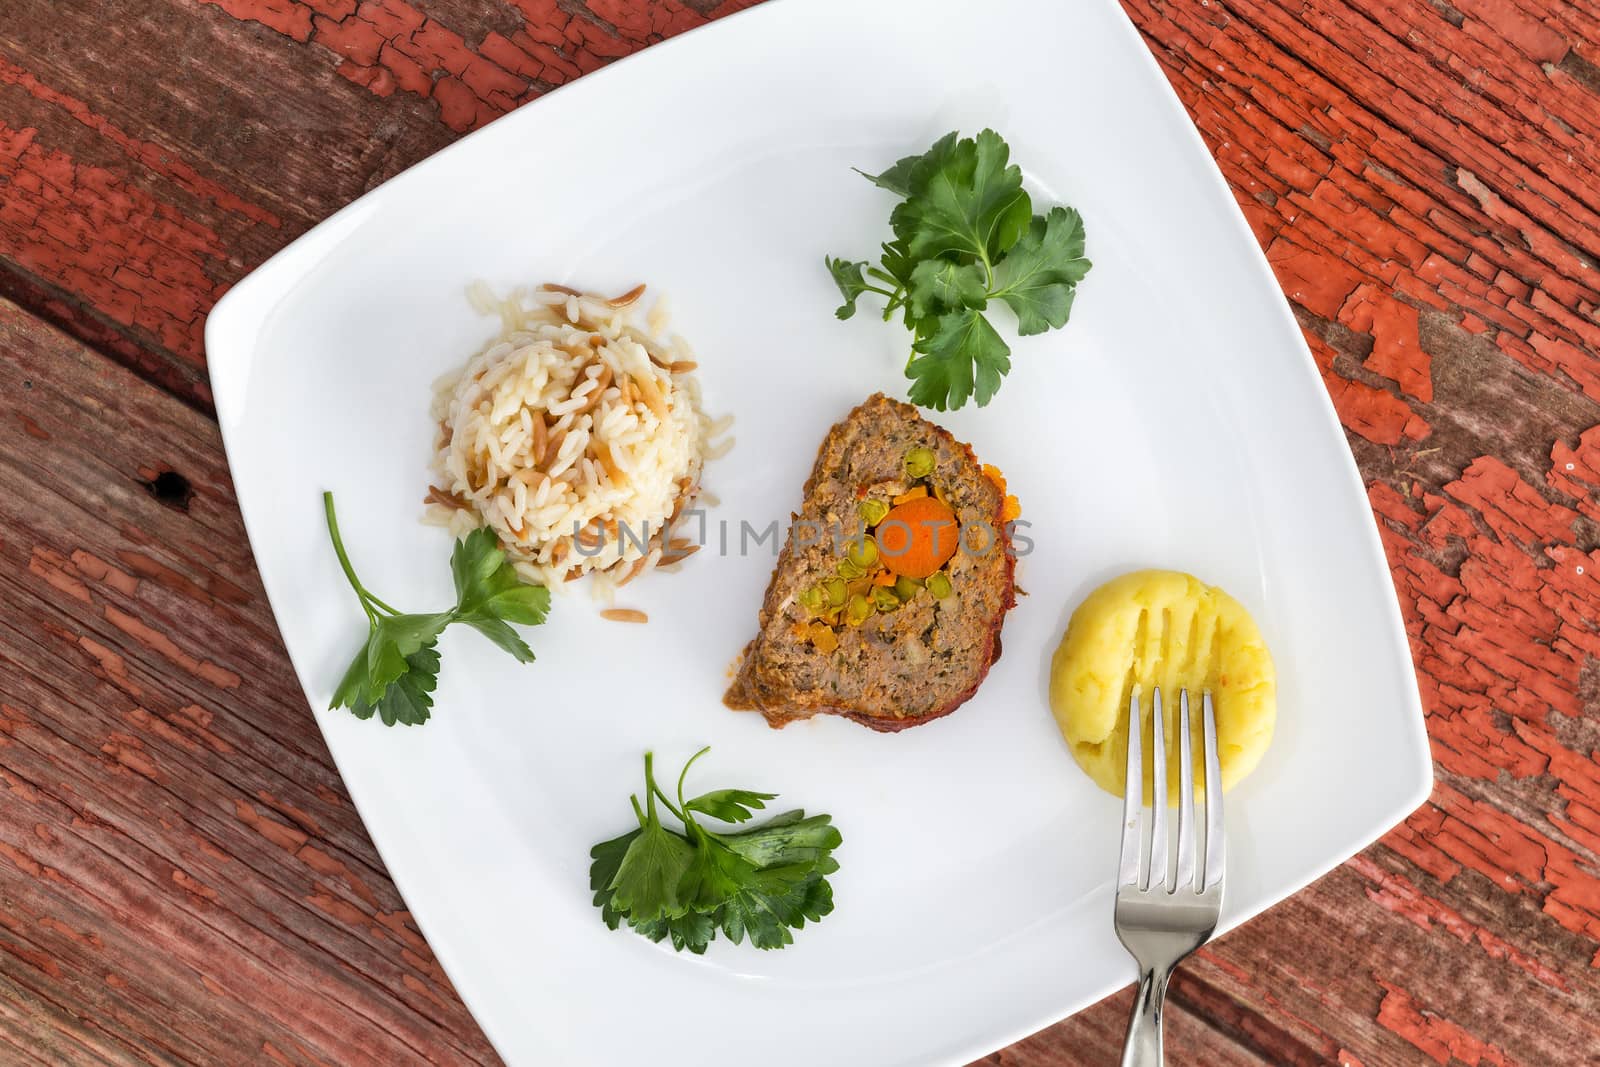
[[0, 0, 758, 410], [0, 0, 1597, 1063], [0, 297, 496, 1064]]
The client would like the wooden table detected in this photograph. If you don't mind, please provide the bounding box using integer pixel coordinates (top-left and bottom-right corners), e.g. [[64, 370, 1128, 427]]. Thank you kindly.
[[1, 0, 1595, 1062]]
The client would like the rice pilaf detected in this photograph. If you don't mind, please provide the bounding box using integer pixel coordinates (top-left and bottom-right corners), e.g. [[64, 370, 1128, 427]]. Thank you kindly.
[[426, 283, 729, 596]]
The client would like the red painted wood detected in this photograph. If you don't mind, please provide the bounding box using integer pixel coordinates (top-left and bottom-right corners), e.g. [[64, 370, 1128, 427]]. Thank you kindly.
[[0, 0, 1597, 1063]]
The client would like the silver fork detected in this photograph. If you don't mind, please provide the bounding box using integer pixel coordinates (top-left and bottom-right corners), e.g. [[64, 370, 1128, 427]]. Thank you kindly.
[[1115, 686, 1225, 1067]]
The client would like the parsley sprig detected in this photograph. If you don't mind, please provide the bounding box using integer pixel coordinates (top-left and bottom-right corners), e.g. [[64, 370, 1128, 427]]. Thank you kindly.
[[323, 491, 550, 726], [827, 129, 1092, 410], [590, 748, 841, 953]]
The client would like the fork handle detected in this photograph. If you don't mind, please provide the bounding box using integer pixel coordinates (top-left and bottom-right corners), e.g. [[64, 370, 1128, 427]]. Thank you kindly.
[[1119, 963, 1172, 1067]]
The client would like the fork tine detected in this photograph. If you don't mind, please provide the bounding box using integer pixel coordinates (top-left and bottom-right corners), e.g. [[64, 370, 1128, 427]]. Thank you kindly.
[[1203, 690, 1225, 890], [1118, 687, 1143, 887], [1175, 689, 1197, 892], [1145, 686, 1168, 891]]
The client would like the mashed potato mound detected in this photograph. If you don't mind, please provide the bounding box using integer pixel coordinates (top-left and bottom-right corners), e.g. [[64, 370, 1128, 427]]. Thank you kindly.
[[1050, 569, 1275, 803]]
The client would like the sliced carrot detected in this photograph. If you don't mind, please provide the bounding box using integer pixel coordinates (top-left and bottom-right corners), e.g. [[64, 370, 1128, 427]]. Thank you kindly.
[[872, 569, 897, 587], [810, 625, 839, 654], [892, 485, 929, 505], [876, 496, 959, 579], [1002, 494, 1022, 523]]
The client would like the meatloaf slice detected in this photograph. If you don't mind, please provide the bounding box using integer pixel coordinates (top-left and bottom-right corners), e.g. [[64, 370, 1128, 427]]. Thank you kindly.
[[724, 393, 1017, 731]]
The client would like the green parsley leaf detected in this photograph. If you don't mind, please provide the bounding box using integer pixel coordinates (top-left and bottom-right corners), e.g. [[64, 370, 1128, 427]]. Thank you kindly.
[[360, 630, 409, 704], [630, 910, 717, 955], [684, 788, 778, 824], [323, 492, 550, 726], [676, 830, 758, 912], [355, 612, 448, 705], [825, 257, 873, 320], [347, 642, 440, 726], [907, 309, 1012, 410], [905, 129, 1031, 264], [827, 129, 1092, 409], [451, 528, 551, 628], [589, 827, 641, 930], [715, 868, 825, 950], [991, 206, 1092, 335], [666, 910, 716, 954], [908, 258, 988, 320], [379, 612, 454, 651], [589, 749, 841, 953], [715, 810, 842, 871], [855, 130, 960, 198], [457, 616, 535, 663], [878, 240, 918, 289], [797, 871, 835, 923], [609, 816, 695, 925], [331, 641, 373, 712]]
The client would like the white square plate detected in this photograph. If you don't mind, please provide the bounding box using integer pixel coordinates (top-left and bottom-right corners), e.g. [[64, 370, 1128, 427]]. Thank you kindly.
[[205, 0, 1431, 1062]]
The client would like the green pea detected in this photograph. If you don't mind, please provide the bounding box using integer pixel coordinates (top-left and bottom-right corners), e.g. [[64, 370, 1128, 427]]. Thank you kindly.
[[903, 447, 936, 479], [836, 557, 865, 580], [844, 593, 876, 626], [872, 586, 901, 613], [893, 575, 923, 601], [859, 498, 890, 527], [926, 572, 953, 599], [823, 577, 848, 607], [798, 585, 827, 614], [846, 537, 878, 569]]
